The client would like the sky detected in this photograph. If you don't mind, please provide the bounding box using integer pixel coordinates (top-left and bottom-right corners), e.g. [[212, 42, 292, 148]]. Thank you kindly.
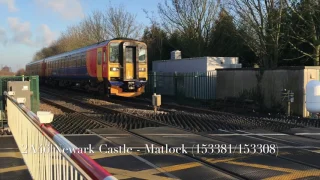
[[0, 0, 162, 72]]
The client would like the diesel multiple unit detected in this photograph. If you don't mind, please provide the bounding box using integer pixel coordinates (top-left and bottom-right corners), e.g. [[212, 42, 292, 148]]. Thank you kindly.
[[26, 38, 148, 97]]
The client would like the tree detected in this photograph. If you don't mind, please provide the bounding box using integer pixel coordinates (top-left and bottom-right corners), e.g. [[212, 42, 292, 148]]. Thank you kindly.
[[0, 66, 14, 76], [32, 4, 143, 62], [83, 10, 109, 42], [16, 68, 25, 76], [143, 10, 170, 61], [158, 0, 221, 57], [1, 66, 10, 72], [229, 0, 286, 68], [284, 0, 320, 65], [104, 4, 141, 38], [208, 9, 256, 66]]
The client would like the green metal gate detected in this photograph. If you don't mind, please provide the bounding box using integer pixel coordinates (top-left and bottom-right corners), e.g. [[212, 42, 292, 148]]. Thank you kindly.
[[0, 76, 39, 113], [145, 71, 217, 100]]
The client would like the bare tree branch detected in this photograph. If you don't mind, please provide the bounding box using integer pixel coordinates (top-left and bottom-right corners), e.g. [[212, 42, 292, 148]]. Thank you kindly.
[[158, 0, 221, 56], [104, 4, 142, 39], [229, 0, 286, 68]]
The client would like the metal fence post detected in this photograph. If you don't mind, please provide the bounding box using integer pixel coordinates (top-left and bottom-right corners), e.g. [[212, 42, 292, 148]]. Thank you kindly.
[[0, 79, 2, 111], [153, 71, 157, 94], [174, 72, 178, 99], [0, 110, 3, 129], [30, 76, 40, 113]]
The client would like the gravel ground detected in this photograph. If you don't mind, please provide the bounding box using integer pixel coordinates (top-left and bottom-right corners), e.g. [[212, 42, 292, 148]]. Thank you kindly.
[[40, 100, 65, 115], [41, 94, 97, 113], [81, 97, 168, 115], [0, 128, 11, 135]]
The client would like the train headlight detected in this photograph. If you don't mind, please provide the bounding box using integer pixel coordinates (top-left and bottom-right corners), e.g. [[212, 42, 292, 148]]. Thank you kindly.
[[110, 67, 119, 71], [139, 68, 146, 72]]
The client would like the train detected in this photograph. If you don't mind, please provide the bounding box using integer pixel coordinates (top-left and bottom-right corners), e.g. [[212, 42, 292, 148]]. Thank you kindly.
[[25, 38, 148, 97]]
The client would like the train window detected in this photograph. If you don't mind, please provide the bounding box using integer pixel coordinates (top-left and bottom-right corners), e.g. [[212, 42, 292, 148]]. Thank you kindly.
[[125, 47, 133, 63], [139, 47, 146, 62], [98, 51, 102, 65], [109, 43, 119, 63]]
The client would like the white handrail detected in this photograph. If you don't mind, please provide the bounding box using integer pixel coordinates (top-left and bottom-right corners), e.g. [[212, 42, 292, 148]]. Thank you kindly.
[[5, 91, 117, 180]]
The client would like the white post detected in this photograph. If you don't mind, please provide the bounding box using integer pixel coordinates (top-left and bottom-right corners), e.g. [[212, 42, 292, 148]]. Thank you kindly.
[[152, 93, 161, 114]]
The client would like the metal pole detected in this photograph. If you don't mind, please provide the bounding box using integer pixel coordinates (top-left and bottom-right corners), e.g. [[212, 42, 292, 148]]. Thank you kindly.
[[287, 101, 290, 116], [0, 110, 3, 129], [153, 72, 156, 94], [287, 90, 291, 116]]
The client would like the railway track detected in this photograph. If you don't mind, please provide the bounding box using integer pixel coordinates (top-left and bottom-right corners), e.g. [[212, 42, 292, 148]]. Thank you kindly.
[[40, 89, 320, 179], [41, 94, 247, 179], [40, 86, 320, 129], [41, 89, 303, 132]]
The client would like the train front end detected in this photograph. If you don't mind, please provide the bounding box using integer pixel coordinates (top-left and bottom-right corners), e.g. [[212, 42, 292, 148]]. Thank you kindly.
[[107, 39, 148, 97]]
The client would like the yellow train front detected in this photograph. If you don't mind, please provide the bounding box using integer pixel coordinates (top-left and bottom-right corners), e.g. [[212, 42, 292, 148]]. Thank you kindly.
[[98, 39, 148, 97], [26, 38, 148, 98]]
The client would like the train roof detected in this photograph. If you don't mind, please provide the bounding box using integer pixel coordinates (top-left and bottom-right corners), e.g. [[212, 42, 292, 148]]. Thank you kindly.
[[26, 38, 144, 66], [27, 40, 110, 66]]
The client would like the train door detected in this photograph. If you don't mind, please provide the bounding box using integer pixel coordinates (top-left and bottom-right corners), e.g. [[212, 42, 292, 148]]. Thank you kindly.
[[96, 47, 103, 82], [124, 46, 136, 80], [41, 59, 46, 77], [102, 47, 108, 78]]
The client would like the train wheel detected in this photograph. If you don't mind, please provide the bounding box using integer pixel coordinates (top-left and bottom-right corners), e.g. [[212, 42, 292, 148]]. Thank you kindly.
[[98, 84, 105, 96], [100, 84, 111, 100]]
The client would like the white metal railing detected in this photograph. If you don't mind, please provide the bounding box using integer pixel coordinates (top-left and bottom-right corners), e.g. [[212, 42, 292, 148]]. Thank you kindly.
[[5, 91, 117, 180]]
